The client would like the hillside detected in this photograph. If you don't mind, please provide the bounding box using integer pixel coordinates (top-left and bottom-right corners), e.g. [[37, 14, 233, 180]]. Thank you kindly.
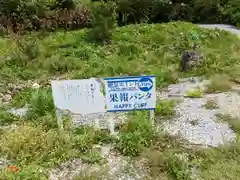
[[0, 22, 240, 179]]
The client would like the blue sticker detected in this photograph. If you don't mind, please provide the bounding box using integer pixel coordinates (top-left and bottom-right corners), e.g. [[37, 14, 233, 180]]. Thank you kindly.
[[138, 77, 153, 92]]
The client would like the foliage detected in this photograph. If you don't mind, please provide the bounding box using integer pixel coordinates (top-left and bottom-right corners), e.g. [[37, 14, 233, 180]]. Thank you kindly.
[[116, 111, 155, 156], [0, 125, 78, 166], [0, 108, 18, 125], [205, 75, 232, 93], [81, 150, 103, 164], [164, 153, 192, 180], [0, 165, 48, 180], [11, 88, 34, 108], [0, 0, 239, 34], [186, 88, 203, 98], [87, 1, 117, 43], [216, 113, 240, 133], [26, 88, 55, 119], [1, 22, 240, 89], [155, 99, 177, 118]]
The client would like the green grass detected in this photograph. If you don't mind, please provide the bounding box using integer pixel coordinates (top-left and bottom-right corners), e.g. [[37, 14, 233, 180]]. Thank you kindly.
[[186, 88, 203, 98], [0, 108, 19, 125], [0, 123, 115, 179], [1, 21, 240, 179], [1, 22, 240, 88], [205, 75, 232, 93], [116, 111, 155, 156], [11, 88, 34, 108], [155, 99, 177, 118], [216, 113, 240, 133]]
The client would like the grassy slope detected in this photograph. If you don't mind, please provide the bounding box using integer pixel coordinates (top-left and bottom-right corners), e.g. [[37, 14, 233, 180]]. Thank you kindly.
[[0, 22, 240, 87], [1, 21, 240, 179]]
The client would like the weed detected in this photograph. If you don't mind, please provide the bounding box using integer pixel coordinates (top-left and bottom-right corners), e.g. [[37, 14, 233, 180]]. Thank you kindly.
[[26, 88, 55, 119], [164, 153, 192, 180], [11, 88, 34, 108], [205, 75, 232, 93], [155, 99, 177, 118], [0, 125, 79, 167], [116, 111, 155, 156], [116, 131, 145, 156], [94, 130, 116, 144], [0, 165, 48, 180], [216, 113, 240, 133], [81, 150, 103, 164], [145, 150, 166, 178], [203, 98, 219, 109], [73, 133, 95, 153], [1, 22, 240, 87], [195, 138, 240, 180], [186, 88, 203, 98], [0, 108, 18, 125], [33, 113, 59, 131]]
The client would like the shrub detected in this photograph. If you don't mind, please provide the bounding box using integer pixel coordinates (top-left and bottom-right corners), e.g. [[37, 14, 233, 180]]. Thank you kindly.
[[0, 165, 48, 180], [26, 88, 55, 119], [205, 75, 232, 93], [164, 153, 192, 180], [81, 150, 103, 164], [116, 111, 155, 156], [186, 88, 203, 98], [116, 131, 145, 156], [0, 6, 91, 34], [0, 125, 77, 166], [155, 99, 177, 118], [0, 108, 18, 125], [115, 0, 153, 25], [87, 1, 117, 43]]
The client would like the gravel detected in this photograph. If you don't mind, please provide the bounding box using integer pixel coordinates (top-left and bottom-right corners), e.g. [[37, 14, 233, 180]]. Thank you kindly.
[[9, 107, 28, 117], [71, 112, 128, 130], [49, 145, 148, 180], [161, 77, 238, 147]]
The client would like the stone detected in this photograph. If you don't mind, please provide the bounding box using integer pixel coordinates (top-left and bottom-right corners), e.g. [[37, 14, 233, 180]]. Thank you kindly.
[[3, 94, 12, 102], [32, 83, 40, 89], [0, 157, 10, 169], [9, 107, 28, 117]]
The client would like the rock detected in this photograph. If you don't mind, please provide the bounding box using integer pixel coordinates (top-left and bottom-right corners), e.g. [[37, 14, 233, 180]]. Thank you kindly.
[[3, 94, 12, 102], [32, 83, 40, 89], [0, 157, 11, 169], [9, 107, 28, 117]]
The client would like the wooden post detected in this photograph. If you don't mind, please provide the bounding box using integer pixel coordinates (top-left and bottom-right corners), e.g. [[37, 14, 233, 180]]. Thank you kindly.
[[150, 109, 155, 126], [56, 108, 63, 129]]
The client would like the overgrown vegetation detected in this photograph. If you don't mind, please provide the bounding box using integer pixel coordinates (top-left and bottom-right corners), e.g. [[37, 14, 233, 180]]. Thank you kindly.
[[0, 0, 240, 34], [186, 88, 203, 98], [205, 75, 232, 93], [216, 113, 240, 133], [1, 22, 240, 88], [0, 1, 240, 179], [155, 99, 177, 118], [116, 111, 155, 156]]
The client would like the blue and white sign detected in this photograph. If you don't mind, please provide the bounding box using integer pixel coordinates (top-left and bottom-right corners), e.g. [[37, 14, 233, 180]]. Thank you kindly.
[[104, 76, 156, 112]]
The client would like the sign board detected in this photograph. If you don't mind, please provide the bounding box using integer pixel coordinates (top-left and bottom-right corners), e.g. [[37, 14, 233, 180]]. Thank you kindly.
[[51, 79, 105, 115], [104, 76, 156, 112]]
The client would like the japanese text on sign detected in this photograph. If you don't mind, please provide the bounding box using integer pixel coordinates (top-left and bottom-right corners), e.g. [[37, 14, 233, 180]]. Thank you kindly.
[[51, 79, 105, 115], [104, 76, 156, 112]]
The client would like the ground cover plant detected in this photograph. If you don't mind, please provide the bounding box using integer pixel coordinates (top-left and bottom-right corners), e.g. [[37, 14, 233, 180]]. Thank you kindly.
[[0, 3, 240, 178]]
